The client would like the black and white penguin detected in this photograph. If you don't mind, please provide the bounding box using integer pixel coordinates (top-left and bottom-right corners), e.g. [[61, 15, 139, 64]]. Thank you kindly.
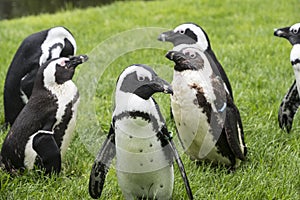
[[89, 64, 193, 200], [165, 47, 247, 168], [274, 23, 300, 133], [0, 55, 88, 174], [4, 26, 76, 126], [158, 22, 233, 99]]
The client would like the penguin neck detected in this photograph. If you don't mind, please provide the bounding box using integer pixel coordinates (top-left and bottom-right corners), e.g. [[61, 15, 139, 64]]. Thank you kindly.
[[291, 44, 300, 95]]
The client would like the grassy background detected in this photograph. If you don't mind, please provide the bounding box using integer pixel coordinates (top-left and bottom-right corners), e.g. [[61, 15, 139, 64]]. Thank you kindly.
[[0, 0, 300, 199]]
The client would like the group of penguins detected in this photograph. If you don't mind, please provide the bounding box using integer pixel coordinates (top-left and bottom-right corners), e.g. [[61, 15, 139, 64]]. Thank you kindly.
[[0, 21, 299, 199]]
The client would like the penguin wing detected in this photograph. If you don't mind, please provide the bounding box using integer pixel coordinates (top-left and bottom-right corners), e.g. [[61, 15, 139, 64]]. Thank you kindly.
[[159, 125, 193, 200], [278, 80, 300, 133], [168, 138, 193, 200], [32, 130, 61, 174], [204, 49, 233, 99], [20, 67, 39, 103], [89, 124, 116, 199], [224, 95, 246, 161]]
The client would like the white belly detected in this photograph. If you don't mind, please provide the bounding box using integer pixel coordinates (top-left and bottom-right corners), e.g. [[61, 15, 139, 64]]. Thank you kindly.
[[171, 72, 231, 164], [115, 118, 174, 199]]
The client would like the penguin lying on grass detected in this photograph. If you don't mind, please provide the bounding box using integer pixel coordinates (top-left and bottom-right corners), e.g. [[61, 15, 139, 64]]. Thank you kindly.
[[89, 64, 193, 200], [274, 23, 300, 133], [0, 55, 88, 174], [165, 48, 247, 169], [158, 22, 233, 100], [4, 26, 76, 126]]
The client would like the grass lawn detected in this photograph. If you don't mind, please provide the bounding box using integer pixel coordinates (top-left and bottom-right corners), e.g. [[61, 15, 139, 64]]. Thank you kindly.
[[0, 0, 300, 199]]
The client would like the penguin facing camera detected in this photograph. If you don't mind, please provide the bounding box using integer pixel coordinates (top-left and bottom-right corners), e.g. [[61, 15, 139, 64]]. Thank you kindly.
[[4, 26, 76, 126], [274, 23, 300, 133], [165, 47, 247, 169], [89, 64, 193, 200], [0, 55, 88, 175]]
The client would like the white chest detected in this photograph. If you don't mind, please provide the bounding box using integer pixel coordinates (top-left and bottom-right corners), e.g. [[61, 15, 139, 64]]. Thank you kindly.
[[171, 71, 229, 163], [115, 117, 174, 199]]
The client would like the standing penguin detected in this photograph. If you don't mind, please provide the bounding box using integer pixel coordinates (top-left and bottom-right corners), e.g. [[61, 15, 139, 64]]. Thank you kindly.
[[89, 64, 193, 200], [274, 23, 300, 133], [158, 22, 233, 100], [4, 26, 76, 126], [165, 47, 247, 168], [0, 55, 88, 174]]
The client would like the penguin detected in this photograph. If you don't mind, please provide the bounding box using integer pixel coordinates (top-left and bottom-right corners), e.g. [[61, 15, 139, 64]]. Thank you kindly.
[[89, 64, 193, 200], [274, 23, 300, 133], [165, 47, 247, 169], [0, 55, 88, 174], [4, 26, 76, 126], [158, 22, 233, 100]]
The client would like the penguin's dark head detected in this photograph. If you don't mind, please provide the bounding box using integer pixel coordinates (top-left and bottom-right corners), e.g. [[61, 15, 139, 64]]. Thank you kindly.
[[116, 64, 173, 100], [39, 26, 77, 66], [166, 48, 205, 72], [274, 23, 300, 45], [158, 23, 210, 51], [42, 55, 88, 85]]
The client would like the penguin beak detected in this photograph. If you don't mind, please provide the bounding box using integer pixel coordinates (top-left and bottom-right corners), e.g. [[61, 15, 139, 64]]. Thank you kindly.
[[166, 51, 187, 63], [273, 26, 300, 45], [158, 30, 177, 42], [274, 27, 290, 39], [66, 55, 89, 69], [152, 76, 173, 95], [165, 51, 196, 71], [158, 30, 196, 46]]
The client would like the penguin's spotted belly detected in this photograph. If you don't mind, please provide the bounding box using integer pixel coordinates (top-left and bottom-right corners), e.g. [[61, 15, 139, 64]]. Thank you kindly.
[[89, 65, 193, 200], [115, 117, 174, 199], [171, 74, 231, 165]]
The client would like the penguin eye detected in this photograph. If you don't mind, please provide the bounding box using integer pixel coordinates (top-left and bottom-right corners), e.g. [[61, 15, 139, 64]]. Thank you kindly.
[[292, 28, 299, 34], [138, 76, 146, 81], [179, 29, 185, 34], [190, 53, 196, 58]]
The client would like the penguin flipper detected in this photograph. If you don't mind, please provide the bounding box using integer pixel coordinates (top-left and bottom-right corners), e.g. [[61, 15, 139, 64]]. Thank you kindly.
[[278, 80, 300, 133], [159, 125, 193, 200], [89, 124, 116, 199], [32, 130, 61, 174], [224, 96, 246, 161], [20, 68, 39, 103], [168, 138, 193, 200]]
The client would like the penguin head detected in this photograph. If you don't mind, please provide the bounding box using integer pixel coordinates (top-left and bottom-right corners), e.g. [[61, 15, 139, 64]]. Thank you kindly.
[[42, 55, 88, 86], [166, 48, 205, 72], [116, 64, 173, 100], [274, 23, 300, 45], [158, 23, 210, 51], [39, 26, 77, 66]]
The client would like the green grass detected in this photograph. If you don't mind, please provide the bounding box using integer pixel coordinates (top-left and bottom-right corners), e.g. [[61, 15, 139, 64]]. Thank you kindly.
[[0, 0, 300, 199]]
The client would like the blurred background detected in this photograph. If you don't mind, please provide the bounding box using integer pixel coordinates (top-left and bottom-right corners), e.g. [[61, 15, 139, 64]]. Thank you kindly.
[[0, 0, 149, 20]]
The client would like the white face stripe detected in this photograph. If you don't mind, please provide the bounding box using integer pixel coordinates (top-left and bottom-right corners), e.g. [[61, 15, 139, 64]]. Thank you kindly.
[[39, 27, 77, 66], [43, 57, 69, 87], [174, 23, 209, 51], [290, 23, 300, 33]]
